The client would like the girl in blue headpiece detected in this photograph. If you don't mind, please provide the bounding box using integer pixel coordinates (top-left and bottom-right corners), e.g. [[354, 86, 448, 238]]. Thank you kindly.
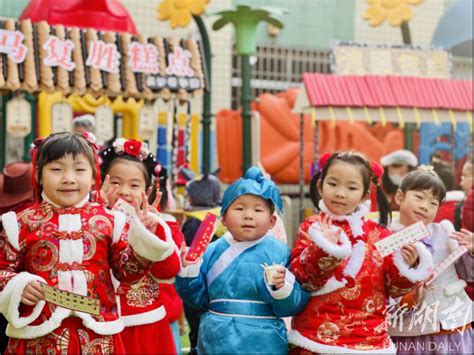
[[175, 166, 309, 354]]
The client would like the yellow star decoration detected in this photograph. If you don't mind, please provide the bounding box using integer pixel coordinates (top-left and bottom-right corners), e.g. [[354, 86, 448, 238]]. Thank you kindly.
[[158, 0, 209, 28], [364, 0, 423, 27]]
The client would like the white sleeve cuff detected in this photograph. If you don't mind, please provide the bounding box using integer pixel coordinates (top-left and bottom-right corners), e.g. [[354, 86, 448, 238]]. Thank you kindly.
[[0, 272, 47, 328], [393, 242, 434, 283], [128, 216, 174, 262], [308, 222, 352, 259], [266, 269, 295, 300], [177, 259, 203, 278]]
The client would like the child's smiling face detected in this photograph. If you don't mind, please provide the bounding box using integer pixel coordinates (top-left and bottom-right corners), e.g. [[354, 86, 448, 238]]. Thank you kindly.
[[395, 188, 440, 226], [41, 153, 94, 207], [222, 194, 276, 242]]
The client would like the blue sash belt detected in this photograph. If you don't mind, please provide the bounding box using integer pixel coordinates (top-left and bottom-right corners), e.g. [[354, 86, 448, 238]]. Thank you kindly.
[[208, 300, 276, 318]]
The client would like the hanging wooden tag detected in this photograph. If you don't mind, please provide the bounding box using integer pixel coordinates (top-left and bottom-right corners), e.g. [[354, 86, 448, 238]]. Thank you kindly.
[[51, 101, 73, 133], [95, 105, 114, 144], [6, 96, 31, 138], [138, 104, 155, 140]]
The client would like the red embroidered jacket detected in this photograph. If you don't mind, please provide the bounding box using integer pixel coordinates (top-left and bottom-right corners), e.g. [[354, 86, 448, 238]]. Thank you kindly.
[[288, 212, 433, 353], [117, 220, 182, 326], [0, 201, 174, 340]]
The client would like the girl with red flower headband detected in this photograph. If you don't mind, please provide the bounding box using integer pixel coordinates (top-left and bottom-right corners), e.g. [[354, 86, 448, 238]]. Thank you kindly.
[[99, 138, 182, 354], [0, 132, 176, 353], [288, 151, 434, 354]]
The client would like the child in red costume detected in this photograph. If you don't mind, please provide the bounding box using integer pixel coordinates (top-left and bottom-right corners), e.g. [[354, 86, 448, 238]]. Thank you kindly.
[[0, 132, 175, 353], [288, 152, 433, 353], [99, 138, 180, 354]]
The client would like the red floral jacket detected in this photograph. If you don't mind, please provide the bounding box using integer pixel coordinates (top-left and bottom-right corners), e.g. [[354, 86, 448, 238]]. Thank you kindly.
[[288, 204, 433, 353], [117, 220, 181, 327], [0, 200, 174, 340]]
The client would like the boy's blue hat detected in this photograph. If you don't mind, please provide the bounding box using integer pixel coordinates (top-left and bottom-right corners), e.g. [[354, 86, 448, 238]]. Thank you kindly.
[[220, 166, 283, 216]]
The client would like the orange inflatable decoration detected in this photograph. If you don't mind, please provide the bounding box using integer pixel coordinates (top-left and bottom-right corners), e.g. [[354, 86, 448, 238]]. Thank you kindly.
[[216, 89, 406, 184]]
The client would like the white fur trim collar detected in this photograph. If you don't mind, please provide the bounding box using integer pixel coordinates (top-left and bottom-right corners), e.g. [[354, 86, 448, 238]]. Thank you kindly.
[[444, 190, 465, 202], [318, 200, 368, 237]]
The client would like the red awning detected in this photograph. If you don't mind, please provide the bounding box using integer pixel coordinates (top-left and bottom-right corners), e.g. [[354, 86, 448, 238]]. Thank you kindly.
[[19, 0, 137, 34], [302, 73, 473, 111]]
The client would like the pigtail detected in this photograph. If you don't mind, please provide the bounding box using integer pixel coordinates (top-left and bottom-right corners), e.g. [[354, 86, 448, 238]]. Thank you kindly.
[[370, 162, 391, 227], [375, 184, 392, 227], [309, 172, 321, 209], [29, 138, 44, 207]]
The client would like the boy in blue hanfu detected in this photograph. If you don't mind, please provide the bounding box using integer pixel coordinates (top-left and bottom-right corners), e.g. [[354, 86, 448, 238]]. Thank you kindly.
[[176, 166, 309, 354]]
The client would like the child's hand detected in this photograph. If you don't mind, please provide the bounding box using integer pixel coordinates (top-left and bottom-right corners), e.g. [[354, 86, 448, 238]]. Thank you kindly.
[[21, 281, 44, 306], [134, 192, 157, 232], [148, 190, 163, 215], [450, 229, 474, 253], [271, 266, 287, 290], [401, 244, 419, 267], [412, 283, 426, 304], [319, 215, 341, 244], [100, 175, 119, 207], [179, 242, 201, 267]]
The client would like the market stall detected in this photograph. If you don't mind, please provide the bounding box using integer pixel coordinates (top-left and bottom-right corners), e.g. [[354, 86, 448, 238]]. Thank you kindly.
[[0, 18, 206, 187]]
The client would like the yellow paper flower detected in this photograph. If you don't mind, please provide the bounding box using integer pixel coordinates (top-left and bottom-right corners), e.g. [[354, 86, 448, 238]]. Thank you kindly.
[[364, 0, 423, 27], [158, 0, 209, 28]]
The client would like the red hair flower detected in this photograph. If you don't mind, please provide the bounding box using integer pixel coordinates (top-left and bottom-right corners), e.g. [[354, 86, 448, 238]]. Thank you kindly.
[[123, 139, 142, 157], [370, 162, 384, 179], [318, 153, 332, 172]]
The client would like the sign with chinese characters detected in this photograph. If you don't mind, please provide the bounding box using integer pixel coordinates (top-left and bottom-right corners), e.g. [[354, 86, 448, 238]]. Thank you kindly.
[[330, 42, 452, 78], [51, 102, 73, 133], [6, 96, 31, 138], [86, 40, 121, 74], [43, 35, 75, 71], [128, 42, 159, 74], [0, 20, 206, 96], [166, 47, 194, 77], [0, 29, 27, 63], [374, 221, 430, 257], [94, 105, 114, 144]]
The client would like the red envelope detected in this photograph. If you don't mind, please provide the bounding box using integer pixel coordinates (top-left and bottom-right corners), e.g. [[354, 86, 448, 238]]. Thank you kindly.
[[185, 213, 218, 262]]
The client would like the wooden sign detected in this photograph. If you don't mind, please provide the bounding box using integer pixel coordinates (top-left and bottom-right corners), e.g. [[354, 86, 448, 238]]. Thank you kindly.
[[6, 96, 31, 137], [51, 102, 73, 132], [138, 104, 155, 140], [95, 105, 114, 143]]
